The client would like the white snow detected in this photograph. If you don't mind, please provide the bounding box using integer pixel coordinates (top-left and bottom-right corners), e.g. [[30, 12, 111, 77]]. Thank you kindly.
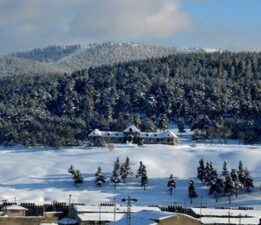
[[0, 142, 260, 209], [4, 205, 28, 211]]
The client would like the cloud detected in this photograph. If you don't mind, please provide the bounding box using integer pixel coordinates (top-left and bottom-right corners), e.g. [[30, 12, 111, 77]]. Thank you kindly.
[[0, 0, 192, 53]]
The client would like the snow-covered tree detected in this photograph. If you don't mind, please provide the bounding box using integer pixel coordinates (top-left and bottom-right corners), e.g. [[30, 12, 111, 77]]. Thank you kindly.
[[244, 168, 254, 192], [167, 174, 176, 196], [188, 180, 198, 204], [141, 165, 148, 190], [238, 161, 245, 187], [178, 119, 186, 133], [209, 177, 224, 202], [224, 175, 235, 204], [73, 169, 84, 188], [136, 161, 144, 178], [222, 161, 229, 177], [120, 157, 132, 183], [95, 166, 106, 187], [68, 165, 75, 175], [111, 158, 121, 188], [197, 159, 205, 183], [230, 169, 239, 197]]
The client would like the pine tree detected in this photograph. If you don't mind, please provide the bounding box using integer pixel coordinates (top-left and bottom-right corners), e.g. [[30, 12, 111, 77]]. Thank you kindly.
[[167, 174, 176, 196], [197, 159, 205, 183], [141, 165, 148, 190], [205, 162, 216, 185], [73, 169, 84, 188], [111, 158, 121, 188], [238, 161, 245, 188], [224, 175, 235, 204], [244, 168, 254, 192], [136, 161, 143, 178], [230, 169, 239, 197], [95, 166, 106, 187], [222, 161, 229, 177], [209, 177, 224, 202], [120, 157, 132, 183], [188, 180, 198, 204], [178, 119, 186, 133], [68, 165, 75, 175], [120, 163, 127, 183]]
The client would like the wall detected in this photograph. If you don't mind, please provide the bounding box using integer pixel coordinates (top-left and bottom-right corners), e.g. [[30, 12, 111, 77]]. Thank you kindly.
[[0, 216, 58, 225]]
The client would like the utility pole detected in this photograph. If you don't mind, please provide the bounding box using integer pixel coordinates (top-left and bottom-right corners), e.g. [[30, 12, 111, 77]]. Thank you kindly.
[[67, 194, 72, 225], [121, 196, 137, 225]]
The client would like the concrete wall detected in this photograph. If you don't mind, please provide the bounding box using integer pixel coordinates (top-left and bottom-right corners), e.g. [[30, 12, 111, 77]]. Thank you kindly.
[[158, 214, 201, 225]]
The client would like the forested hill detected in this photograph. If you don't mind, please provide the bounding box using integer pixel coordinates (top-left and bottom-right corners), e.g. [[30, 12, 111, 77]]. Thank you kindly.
[[0, 52, 260, 146]]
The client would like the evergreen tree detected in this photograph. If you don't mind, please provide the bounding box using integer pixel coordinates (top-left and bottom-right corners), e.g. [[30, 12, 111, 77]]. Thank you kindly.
[[68, 165, 75, 175], [95, 166, 106, 187], [244, 168, 254, 192], [209, 177, 224, 202], [73, 169, 84, 188], [141, 165, 148, 190], [197, 159, 205, 183], [120, 157, 132, 183], [230, 169, 239, 197], [224, 175, 235, 204], [167, 174, 176, 196], [188, 180, 198, 204], [136, 161, 144, 178], [111, 158, 121, 188], [177, 119, 186, 133], [222, 161, 229, 177], [238, 161, 245, 188]]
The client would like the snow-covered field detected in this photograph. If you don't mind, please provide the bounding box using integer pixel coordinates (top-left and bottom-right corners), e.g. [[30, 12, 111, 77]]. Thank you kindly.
[[0, 141, 260, 209]]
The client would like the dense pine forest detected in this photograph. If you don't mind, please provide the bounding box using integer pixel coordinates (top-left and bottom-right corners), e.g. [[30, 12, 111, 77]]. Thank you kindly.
[[0, 52, 260, 146]]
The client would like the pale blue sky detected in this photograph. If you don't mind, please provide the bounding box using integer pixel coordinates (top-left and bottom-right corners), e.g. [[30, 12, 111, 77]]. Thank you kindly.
[[0, 0, 260, 53]]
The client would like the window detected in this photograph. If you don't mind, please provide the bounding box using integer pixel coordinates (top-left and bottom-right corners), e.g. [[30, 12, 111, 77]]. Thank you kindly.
[[107, 133, 110, 136]]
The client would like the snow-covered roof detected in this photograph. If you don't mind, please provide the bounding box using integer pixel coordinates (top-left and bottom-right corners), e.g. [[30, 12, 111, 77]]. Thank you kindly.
[[58, 217, 78, 225], [123, 125, 141, 133], [5, 205, 28, 211], [201, 216, 259, 225], [108, 210, 176, 225], [88, 129, 124, 138], [74, 205, 160, 213], [40, 223, 58, 225], [191, 208, 261, 218], [78, 212, 125, 222], [139, 130, 178, 139]]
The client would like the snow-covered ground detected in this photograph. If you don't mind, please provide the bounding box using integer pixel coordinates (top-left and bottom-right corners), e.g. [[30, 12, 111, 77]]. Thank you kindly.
[[0, 141, 260, 209]]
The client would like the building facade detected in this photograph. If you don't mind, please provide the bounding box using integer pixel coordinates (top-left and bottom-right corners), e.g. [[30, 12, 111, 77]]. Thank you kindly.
[[88, 125, 178, 146]]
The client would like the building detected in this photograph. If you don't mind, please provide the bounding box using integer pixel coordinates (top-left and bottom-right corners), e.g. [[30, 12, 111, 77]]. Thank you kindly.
[[72, 204, 161, 225], [88, 125, 178, 146], [110, 211, 201, 225], [189, 208, 261, 225], [2, 205, 28, 217]]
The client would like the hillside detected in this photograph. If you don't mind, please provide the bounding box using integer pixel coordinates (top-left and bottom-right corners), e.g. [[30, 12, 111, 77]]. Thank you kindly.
[[0, 55, 67, 77], [11, 45, 81, 62], [0, 52, 260, 146], [54, 42, 178, 72], [2, 43, 225, 77]]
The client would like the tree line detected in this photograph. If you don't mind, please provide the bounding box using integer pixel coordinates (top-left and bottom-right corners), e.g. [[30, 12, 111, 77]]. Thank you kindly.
[[0, 51, 260, 146]]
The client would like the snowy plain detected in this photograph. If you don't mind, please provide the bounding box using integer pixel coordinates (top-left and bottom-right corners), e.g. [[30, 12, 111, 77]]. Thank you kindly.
[[0, 133, 260, 210]]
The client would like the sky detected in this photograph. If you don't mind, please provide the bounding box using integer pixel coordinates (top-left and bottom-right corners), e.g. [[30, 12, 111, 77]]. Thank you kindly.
[[0, 0, 260, 53]]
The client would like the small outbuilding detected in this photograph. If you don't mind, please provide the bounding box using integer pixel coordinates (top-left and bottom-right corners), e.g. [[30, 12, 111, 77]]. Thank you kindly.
[[2, 205, 28, 217]]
